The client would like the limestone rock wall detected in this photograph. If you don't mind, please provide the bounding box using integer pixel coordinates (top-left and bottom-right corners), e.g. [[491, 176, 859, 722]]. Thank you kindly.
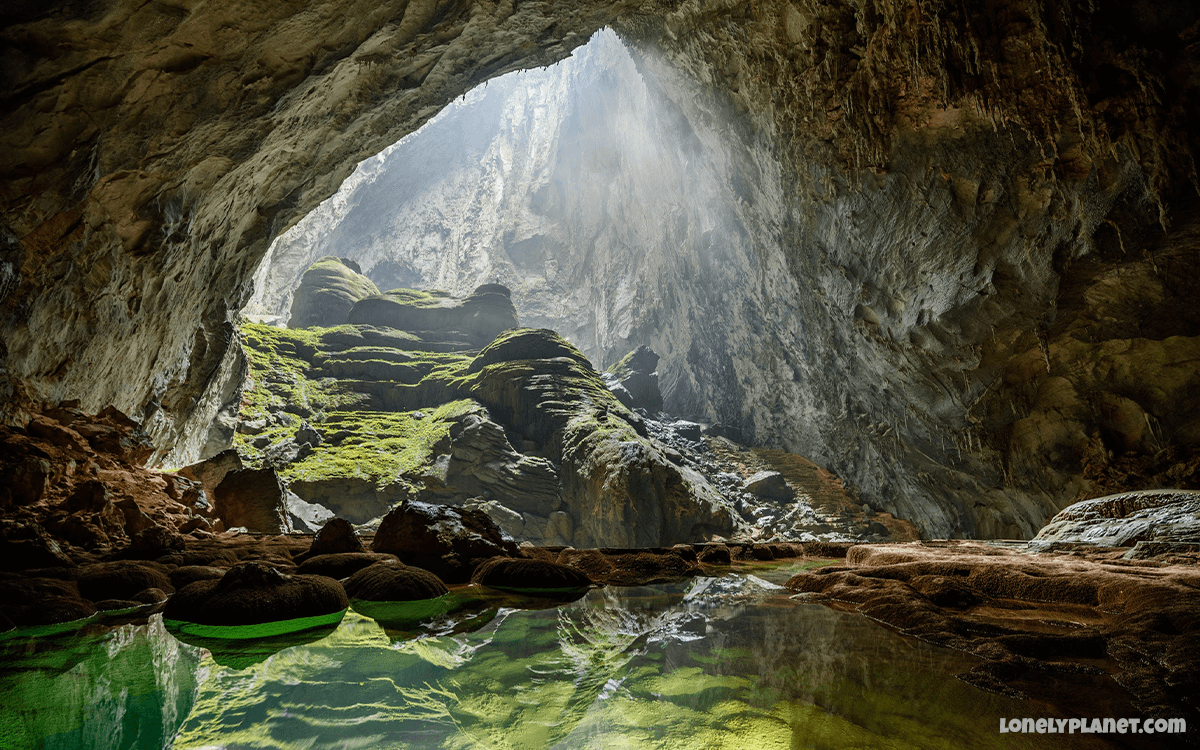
[[3, 1, 1198, 538]]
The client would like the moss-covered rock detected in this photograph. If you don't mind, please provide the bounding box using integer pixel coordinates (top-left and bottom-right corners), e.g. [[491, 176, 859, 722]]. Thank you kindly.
[[287, 257, 380, 329], [348, 284, 517, 346]]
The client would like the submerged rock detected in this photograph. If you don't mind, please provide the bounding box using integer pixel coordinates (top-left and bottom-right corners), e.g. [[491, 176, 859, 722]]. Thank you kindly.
[[164, 561, 347, 626]]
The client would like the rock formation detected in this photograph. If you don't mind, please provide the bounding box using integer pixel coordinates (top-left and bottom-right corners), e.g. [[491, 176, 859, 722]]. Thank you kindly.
[[1, 0, 1198, 544], [287, 256, 379, 328]]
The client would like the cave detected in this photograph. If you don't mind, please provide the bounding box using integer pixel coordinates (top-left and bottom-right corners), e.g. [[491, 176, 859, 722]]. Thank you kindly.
[[2, 1, 1199, 746]]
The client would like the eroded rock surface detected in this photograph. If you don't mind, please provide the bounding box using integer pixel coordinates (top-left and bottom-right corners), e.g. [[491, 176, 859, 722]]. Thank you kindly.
[[1032, 489, 1200, 548]]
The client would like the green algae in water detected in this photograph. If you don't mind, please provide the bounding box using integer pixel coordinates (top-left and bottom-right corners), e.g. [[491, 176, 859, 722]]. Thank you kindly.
[[0, 576, 1159, 749]]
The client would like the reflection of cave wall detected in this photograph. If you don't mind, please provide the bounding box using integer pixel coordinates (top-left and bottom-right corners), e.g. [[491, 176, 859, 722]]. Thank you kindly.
[[2, 1, 1197, 538]]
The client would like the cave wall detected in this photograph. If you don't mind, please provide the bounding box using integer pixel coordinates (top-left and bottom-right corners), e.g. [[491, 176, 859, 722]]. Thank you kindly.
[[2, 0, 1197, 538]]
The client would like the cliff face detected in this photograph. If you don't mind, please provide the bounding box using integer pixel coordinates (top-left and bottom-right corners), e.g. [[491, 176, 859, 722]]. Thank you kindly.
[[3, 1, 1198, 538]]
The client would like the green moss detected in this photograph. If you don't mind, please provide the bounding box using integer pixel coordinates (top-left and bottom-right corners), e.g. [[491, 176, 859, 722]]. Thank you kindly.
[[281, 400, 479, 491], [378, 288, 451, 307]]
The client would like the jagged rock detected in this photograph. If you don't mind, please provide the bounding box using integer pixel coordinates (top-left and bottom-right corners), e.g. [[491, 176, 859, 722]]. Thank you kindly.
[[607, 346, 663, 414], [471, 557, 591, 593], [213, 468, 292, 534], [285, 491, 335, 534], [296, 421, 323, 447], [0, 521, 75, 570], [371, 500, 518, 582], [418, 412, 561, 518], [342, 559, 447, 601], [178, 450, 243, 512], [1031, 490, 1200, 548], [164, 562, 347, 626], [288, 256, 380, 328], [742, 471, 795, 502]]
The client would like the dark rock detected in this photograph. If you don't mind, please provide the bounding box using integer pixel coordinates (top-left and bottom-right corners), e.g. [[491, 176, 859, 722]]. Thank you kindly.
[[76, 561, 174, 601], [178, 449, 242, 513], [170, 565, 227, 589], [0, 521, 75, 570], [742, 471, 795, 502], [471, 557, 591, 593], [296, 420, 323, 447], [343, 559, 448, 601], [307, 517, 364, 557], [697, 544, 732, 564], [214, 467, 292, 533], [556, 548, 702, 586], [157, 549, 239, 568], [0, 577, 96, 626], [163, 561, 348, 626], [297, 552, 400, 579], [671, 420, 703, 443], [288, 256, 380, 328], [607, 345, 663, 414], [126, 526, 187, 558], [372, 500, 519, 583]]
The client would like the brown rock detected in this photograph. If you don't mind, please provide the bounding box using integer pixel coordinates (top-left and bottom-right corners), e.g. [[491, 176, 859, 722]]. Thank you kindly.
[[297, 552, 399, 579], [0, 577, 96, 627], [214, 467, 291, 533], [76, 561, 174, 602], [343, 559, 447, 601], [471, 557, 591, 593], [164, 562, 347, 626], [372, 500, 518, 582]]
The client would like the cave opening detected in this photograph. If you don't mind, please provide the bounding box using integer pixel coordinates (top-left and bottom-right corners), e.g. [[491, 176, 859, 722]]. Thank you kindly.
[[243, 27, 756, 380]]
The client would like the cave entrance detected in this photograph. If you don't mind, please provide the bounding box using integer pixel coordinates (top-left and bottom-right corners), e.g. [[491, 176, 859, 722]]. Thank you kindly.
[[240, 27, 752, 374]]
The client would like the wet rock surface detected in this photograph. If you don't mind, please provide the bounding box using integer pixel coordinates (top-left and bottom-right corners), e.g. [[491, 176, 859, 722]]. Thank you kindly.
[[471, 557, 592, 593], [784, 542, 1200, 728]]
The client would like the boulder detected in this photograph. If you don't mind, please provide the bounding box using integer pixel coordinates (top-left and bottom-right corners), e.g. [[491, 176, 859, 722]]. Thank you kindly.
[[304, 517, 364, 558], [287, 256, 380, 328], [0, 577, 96, 627], [214, 468, 292, 534], [556, 548, 703, 586], [342, 559, 448, 601], [76, 561, 175, 601], [372, 500, 519, 582], [169, 565, 227, 590], [742, 471, 795, 502], [471, 557, 591, 593], [1031, 489, 1200, 548], [297, 552, 399, 579], [163, 562, 348, 626]]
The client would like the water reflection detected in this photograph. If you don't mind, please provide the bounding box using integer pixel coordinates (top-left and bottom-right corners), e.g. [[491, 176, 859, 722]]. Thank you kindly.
[[0, 575, 1164, 749]]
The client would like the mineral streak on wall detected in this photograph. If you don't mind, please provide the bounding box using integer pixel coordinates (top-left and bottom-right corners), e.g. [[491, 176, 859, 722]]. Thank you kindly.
[[2, 1, 1198, 539]]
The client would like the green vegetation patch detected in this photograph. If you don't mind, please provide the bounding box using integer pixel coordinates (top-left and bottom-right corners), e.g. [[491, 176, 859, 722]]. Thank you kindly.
[[380, 288, 452, 306], [280, 400, 479, 490]]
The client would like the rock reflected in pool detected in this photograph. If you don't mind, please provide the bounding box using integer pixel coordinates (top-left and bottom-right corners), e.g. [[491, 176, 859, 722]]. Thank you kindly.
[[2, 574, 1160, 749]]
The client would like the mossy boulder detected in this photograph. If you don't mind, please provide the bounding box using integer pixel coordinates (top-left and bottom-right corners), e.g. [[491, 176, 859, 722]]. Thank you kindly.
[[348, 284, 517, 346], [288, 257, 380, 329], [164, 562, 347, 626]]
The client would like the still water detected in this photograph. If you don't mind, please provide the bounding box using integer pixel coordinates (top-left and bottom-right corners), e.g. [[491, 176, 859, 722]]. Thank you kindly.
[[0, 568, 1155, 749]]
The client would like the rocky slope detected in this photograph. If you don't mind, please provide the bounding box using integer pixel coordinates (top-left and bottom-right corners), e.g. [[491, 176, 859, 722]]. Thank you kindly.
[[2, 1, 1198, 540]]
